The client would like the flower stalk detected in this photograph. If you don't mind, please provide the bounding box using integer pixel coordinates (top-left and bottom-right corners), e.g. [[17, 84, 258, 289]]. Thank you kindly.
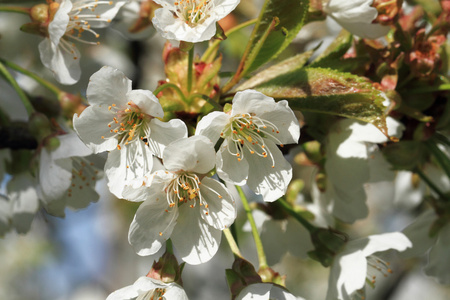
[[0, 60, 34, 117], [0, 6, 30, 14], [223, 228, 244, 259], [236, 185, 268, 269]]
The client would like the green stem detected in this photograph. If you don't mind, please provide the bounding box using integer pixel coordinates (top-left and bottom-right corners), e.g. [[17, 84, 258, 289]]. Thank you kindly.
[[0, 58, 61, 96], [223, 228, 243, 259], [153, 82, 187, 103], [0, 6, 30, 14], [415, 168, 449, 201], [425, 139, 450, 180], [201, 18, 258, 62], [0, 61, 34, 116], [236, 185, 267, 268], [277, 198, 316, 233], [187, 47, 194, 94]]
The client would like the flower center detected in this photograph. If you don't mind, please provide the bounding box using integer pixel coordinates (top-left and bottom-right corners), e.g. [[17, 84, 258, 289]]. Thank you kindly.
[[353, 256, 393, 300], [165, 173, 204, 207], [103, 101, 151, 150], [138, 287, 167, 300], [173, 0, 214, 26], [220, 113, 283, 167]]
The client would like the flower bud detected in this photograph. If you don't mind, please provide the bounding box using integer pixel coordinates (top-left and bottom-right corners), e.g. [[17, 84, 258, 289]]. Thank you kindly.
[[44, 136, 61, 151], [30, 4, 49, 23], [146, 250, 183, 284], [308, 228, 348, 267], [372, 0, 403, 25], [28, 112, 53, 143]]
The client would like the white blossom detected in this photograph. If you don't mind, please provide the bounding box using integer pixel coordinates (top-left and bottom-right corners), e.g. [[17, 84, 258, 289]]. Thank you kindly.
[[39, 0, 127, 84], [324, 0, 390, 39], [196, 89, 300, 202], [125, 136, 236, 264], [73, 66, 187, 198], [326, 232, 412, 300], [152, 0, 240, 42], [106, 276, 189, 300], [236, 283, 304, 300]]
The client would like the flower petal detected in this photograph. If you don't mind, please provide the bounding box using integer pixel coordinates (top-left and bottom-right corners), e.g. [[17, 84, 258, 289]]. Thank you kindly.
[[128, 193, 178, 256], [171, 203, 222, 264], [216, 140, 249, 185], [245, 140, 292, 202], [127, 89, 164, 118], [105, 142, 154, 198], [347, 232, 412, 257], [106, 276, 160, 300], [147, 118, 187, 158], [424, 224, 450, 284], [7, 173, 39, 234], [86, 66, 131, 106], [163, 136, 215, 174], [196, 111, 230, 145], [38, 39, 81, 85], [199, 177, 236, 230]]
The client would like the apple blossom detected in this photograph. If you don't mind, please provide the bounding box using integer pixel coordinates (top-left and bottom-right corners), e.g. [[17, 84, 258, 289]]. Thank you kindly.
[[73, 66, 187, 198], [324, 0, 390, 39], [35, 0, 127, 84], [196, 89, 300, 202], [152, 0, 241, 42], [125, 136, 236, 264], [326, 232, 412, 300], [106, 276, 189, 300], [236, 283, 304, 300]]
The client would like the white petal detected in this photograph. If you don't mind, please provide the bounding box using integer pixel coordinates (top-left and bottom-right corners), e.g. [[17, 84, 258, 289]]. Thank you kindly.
[[105, 142, 154, 198], [86, 66, 131, 106], [163, 136, 215, 174], [199, 177, 236, 230], [171, 203, 221, 264], [38, 39, 81, 85], [334, 20, 390, 39], [78, 0, 128, 28], [213, 0, 241, 20], [195, 111, 230, 145], [52, 131, 92, 159], [259, 100, 300, 145], [147, 118, 187, 158], [216, 140, 249, 185], [424, 224, 450, 284], [38, 148, 72, 206], [73, 105, 119, 153], [246, 141, 292, 202], [337, 251, 367, 299], [237, 283, 302, 300], [326, 0, 376, 23], [106, 276, 160, 300], [232, 89, 278, 115], [128, 194, 178, 256], [7, 173, 39, 234], [48, 0, 72, 44], [347, 232, 412, 257], [126, 89, 164, 118]]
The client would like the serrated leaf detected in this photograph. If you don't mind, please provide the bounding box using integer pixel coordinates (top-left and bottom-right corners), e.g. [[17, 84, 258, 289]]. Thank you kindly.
[[237, 50, 314, 90], [251, 67, 391, 136], [311, 30, 353, 67], [245, 0, 309, 73]]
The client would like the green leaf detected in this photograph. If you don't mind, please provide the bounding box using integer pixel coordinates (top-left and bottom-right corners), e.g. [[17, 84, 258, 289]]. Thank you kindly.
[[251, 67, 391, 137], [245, 0, 309, 73], [236, 49, 314, 91], [310, 30, 353, 67]]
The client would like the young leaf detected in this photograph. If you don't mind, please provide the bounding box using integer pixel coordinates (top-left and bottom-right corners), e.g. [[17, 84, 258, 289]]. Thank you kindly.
[[250, 67, 391, 137]]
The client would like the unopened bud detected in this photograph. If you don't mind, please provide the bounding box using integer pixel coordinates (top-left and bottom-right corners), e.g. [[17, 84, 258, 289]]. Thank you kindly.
[[28, 112, 53, 142], [44, 136, 61, 151], [147, 250, 183, 284], [372, 0, 403, 25], [30, 4, 49, 23]]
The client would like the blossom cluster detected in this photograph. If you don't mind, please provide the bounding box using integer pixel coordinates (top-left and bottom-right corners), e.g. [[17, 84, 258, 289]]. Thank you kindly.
[[1, 0, 449, 299]]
